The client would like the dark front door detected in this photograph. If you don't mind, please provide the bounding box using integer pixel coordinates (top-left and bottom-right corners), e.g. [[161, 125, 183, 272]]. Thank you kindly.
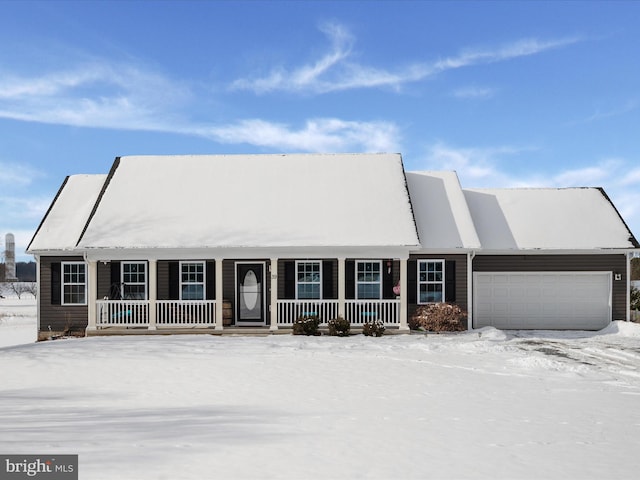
[[236, 263, 265, 326]]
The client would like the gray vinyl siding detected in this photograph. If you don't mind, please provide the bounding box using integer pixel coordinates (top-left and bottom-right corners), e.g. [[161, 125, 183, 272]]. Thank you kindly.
[[97, 261, 112, 298], [222, 260, 235, 316], [39, 256, 88, 334], [408, 254, 468, 324], [473, 254, 628, 321], [157, 261, 170, 300]]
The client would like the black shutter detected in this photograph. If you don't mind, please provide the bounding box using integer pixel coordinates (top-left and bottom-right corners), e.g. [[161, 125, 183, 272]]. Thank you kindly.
[[382, 260, 394, 299], [168, 262, 179, 300], [322, 260, 334, 299], [206, 262, 215, 300], [51, 262, 61, 305], [284, 261, 295, 299], [345, 260, 355, 299], [110, 262, 121, 299], [445, 260, 456, 302], [407, 259, 417, 304]]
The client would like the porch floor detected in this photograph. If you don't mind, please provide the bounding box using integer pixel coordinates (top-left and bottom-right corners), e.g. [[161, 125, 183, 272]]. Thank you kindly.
[[85, 326, 407, 337]]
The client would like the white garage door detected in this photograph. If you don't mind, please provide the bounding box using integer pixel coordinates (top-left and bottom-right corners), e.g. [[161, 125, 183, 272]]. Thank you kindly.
[[473, 272, 612, 330]]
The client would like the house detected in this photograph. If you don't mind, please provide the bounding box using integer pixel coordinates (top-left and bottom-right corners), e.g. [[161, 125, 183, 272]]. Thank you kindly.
[[27, 153, 639, 339]]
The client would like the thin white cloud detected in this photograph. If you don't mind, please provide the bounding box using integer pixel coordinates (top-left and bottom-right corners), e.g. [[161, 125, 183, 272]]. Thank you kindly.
[[0, 58, 400, 152], [194, 118, 401, 153], [0, 162, 44, 188], [568, 99, 640, 125], [452, 86, 496, 99], [231, 24, 580, 94], [421, 142, 536, 186], [0, 62, 190, 131], [619, 168, 640, 187], [551, 159, 622, 186], [0, 194, 52, 221]]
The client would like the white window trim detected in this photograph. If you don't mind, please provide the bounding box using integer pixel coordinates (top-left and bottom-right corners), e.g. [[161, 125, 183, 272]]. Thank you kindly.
[[417, 259, 445, 305], [61, 261, 87, 306], [355, 260, 382, 300], [121, 261, 147, 300], [179, 261, 206, 301], [295, 260, 322, 300]]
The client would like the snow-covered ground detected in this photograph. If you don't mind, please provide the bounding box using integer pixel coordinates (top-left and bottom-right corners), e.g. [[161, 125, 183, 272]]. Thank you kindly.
[[0, 294, 37, 347], [1, 297, 640, 479]]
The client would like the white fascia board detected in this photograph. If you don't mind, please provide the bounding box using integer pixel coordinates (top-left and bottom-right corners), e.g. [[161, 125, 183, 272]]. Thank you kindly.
[[82, 245, 416, 262], [409, 247, 475, 255], [28, 248, 85, 256], [473, 248, 639, 256]]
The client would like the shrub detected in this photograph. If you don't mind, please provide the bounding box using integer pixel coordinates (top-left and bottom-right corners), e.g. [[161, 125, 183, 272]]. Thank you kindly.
[[292, 315, 320, 336], [328, 316, 350, 336], [410, 303, 467, 332], [362, 319, 385, 337], [631, 286, 640, 311]]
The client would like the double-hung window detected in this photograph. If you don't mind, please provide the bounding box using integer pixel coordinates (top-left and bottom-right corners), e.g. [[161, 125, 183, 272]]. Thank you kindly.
[[356, 260, 382, 299], [122, 262, 147, 300], [296, 261, 321, 299], [62, 262, 86, 305], [418, 260, 444, 303], [180, 262, 205, 300]]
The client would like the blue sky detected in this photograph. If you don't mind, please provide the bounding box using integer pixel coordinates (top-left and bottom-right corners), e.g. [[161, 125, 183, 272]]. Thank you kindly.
[[1, 1, 639, 261]]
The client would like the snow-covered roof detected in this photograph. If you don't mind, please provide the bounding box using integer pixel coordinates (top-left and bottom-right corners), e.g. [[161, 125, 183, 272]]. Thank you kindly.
[[28, 174, 108, 252], [464, 187, 639, 250], [77, 154, 420, 250], [405, 171, 481, 250]]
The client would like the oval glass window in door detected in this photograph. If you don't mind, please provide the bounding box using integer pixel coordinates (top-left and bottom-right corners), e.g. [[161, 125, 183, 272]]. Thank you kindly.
[[242, 269, 259, 310]]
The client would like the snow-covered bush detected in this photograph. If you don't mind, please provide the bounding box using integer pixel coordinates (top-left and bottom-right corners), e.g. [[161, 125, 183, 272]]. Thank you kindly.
[[328, 316, 350, 336], [362, 319, 385, 337], [410, 303, 467, 332], [292, 315, 320, 336]]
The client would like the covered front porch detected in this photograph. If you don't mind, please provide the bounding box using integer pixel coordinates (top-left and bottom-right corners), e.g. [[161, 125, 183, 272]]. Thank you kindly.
[[86, 256, 410, 334]]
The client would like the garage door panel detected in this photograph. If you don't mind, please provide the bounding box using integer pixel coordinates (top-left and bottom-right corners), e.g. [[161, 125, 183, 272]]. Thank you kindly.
[[474, 272, 611, 330]]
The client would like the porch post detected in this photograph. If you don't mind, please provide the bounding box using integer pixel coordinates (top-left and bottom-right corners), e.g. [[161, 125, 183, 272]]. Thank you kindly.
[[35, 255, 42, 334], [270, 257, 278, 331], [148, 259, 157, 330], [467, 251, 475, 330], [399, 257, 409, 331], [338, 257, 346, 318], [627, 252, 632, 322], [215, 259, 224, 330], [86, 260, 97, 332]]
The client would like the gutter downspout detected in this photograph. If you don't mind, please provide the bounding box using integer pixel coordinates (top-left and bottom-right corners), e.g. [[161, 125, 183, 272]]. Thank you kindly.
[[35, 255, 41, 339], [467, 250, 476, 330]]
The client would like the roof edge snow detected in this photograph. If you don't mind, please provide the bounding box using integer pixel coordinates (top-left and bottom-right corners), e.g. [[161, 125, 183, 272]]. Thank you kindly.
[[26, 176, 70, 253]]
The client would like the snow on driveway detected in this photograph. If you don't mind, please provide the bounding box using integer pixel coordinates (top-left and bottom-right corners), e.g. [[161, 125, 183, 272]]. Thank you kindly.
[[0, 303, 639, 479]]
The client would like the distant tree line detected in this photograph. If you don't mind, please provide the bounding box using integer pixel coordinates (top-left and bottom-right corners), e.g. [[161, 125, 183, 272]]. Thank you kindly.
[[0, 261, 36, 282]]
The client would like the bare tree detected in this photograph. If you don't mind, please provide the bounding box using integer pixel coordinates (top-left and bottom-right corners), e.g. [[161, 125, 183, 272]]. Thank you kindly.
[[7, 282, 33, 299], [25, 282, 37, 299]]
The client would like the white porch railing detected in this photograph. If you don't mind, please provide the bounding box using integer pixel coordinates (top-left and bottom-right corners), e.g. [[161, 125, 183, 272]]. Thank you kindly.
[[97, 300, 149, 327], [277, 300, 339, 326], [345, 299, 400, 325], [96, 300, 216, 328], [96, 298, 400, 328], [276, 299, 400, 326], [156, 300, 216, 327]]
